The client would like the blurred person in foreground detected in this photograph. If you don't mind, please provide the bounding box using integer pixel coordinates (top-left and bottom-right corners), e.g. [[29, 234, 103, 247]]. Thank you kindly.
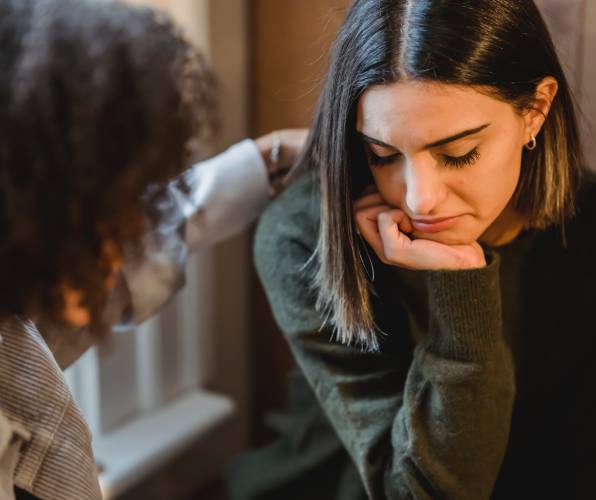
[[0, 0, 306, 498]]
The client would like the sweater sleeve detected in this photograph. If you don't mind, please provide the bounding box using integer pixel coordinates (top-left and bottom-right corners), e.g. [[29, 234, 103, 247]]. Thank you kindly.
[[254, 183, 516, 500]]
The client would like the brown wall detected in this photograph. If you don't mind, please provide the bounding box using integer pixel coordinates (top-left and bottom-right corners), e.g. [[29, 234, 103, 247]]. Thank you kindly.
[[249, 0, 350, 443], [250, 0, 350, 133]]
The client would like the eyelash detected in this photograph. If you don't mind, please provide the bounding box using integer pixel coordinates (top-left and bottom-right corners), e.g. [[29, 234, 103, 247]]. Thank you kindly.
[[367, 147, 481, 169], [443, 148, 481, 169]]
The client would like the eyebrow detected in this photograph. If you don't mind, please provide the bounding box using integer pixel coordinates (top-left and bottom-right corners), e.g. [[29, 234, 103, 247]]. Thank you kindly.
[[359, 123, 491, 151]]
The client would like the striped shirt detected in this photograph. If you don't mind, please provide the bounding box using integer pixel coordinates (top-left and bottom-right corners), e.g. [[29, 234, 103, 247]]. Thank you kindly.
[[1, 319, 102, 500]]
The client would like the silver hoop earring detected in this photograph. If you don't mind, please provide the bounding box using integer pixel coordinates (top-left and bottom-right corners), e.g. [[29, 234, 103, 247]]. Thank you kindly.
[[525, 136, 537, 151]]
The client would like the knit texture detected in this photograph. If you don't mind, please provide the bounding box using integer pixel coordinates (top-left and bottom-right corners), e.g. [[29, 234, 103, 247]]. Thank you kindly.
[[253, 173, 596, 500]]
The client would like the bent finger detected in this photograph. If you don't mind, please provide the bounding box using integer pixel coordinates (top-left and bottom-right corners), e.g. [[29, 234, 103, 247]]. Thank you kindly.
[[355, 206, 390, 260], [377, 210, 413, 263]]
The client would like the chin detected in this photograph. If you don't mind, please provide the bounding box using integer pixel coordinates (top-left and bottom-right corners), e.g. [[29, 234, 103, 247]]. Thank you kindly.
[[410, 229, 479, 246]]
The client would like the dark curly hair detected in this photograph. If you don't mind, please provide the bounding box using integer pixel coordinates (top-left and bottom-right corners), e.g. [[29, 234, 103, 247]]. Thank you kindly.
[[0, 0, 217, 328]]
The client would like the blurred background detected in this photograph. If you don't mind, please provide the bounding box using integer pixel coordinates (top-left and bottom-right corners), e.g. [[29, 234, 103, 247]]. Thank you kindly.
[[63, 1, 596, 499]]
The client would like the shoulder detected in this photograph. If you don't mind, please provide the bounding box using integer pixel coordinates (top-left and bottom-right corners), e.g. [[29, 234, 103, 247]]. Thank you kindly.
[[565, 173, 596, 242], [574, 173, 596, 218], [255, 172, 320, 254], [254, 172, 320, 276], [254, 172, 323, 335], [541, 172, 596, 261]]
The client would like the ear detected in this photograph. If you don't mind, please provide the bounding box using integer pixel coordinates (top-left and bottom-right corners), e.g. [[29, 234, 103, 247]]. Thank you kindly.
[[523, 76, 559, 143]]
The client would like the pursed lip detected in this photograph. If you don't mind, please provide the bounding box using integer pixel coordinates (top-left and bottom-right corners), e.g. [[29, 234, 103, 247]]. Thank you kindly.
[[410, 215, 463, 233]]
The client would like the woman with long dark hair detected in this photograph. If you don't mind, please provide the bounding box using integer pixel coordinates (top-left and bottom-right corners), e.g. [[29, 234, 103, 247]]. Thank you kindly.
[[254, 0, 592, 498]]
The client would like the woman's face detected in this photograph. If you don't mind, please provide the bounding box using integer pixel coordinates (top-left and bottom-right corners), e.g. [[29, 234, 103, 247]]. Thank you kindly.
[[356, 80, 532, 246]]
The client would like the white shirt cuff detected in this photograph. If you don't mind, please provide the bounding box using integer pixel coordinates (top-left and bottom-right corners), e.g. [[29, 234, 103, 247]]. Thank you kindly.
[[177, 139, 270, 250]]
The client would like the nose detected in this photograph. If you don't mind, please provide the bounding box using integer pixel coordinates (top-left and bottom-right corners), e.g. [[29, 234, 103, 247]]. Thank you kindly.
[[402, 156, 447, 216]]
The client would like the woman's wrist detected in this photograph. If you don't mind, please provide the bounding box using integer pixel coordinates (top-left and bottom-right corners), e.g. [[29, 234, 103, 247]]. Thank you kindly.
[[255, 133, 282, 193], [451, 245, 487, 269], [254, 129, 308, 196], [426, 250, 502, 361], [254, 132, 275, 174]]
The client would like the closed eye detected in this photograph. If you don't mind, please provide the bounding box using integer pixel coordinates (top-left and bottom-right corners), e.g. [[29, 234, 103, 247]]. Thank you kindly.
[[367, 150, 401, 167], [366, 146, 481, 169], [441, 147, 480, 169]]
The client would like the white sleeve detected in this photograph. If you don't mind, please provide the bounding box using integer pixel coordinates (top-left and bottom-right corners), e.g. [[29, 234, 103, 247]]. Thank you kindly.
[[174, 138, 271, 250], [117, 139, 270, 326]]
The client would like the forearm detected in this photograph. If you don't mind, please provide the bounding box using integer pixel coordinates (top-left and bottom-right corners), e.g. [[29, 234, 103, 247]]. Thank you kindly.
[[180, 129, 307, 250], [178, 139, 270, 250], [387, 338, 514, 499], [385, 255, 515, 499], [117, 139, 271, 326]]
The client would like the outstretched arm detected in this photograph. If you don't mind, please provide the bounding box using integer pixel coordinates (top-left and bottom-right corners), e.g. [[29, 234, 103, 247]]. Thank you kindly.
[[120, 130, 307, 325]]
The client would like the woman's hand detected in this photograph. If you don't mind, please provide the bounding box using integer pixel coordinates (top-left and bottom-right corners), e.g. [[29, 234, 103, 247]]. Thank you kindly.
[[354, 190, 486, 271], [255, 129, 308, 195]]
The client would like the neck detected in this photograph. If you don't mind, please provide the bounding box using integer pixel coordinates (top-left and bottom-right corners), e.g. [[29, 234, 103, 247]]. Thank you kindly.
[[480, 205, 525, 247]]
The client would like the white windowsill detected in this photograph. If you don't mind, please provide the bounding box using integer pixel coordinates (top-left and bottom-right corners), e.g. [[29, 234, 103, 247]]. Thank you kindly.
[[95, 390, 235, 499]]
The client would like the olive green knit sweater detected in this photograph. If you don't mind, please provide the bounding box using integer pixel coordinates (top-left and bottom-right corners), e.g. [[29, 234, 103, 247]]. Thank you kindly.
[[253, 172, 596, 500]]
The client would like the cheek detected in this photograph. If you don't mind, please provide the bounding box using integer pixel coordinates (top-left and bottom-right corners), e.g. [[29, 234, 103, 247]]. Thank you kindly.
[[461, 145, 523, 217], [370, 168, 404, 206], [490, 145, 523, 202]]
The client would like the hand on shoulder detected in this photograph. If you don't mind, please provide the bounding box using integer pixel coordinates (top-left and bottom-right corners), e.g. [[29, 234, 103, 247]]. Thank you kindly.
[[255, 129, 308, 196]]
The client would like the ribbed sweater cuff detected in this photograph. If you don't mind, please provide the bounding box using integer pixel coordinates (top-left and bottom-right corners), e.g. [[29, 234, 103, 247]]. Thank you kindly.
[[425, 251, 502, 362]]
